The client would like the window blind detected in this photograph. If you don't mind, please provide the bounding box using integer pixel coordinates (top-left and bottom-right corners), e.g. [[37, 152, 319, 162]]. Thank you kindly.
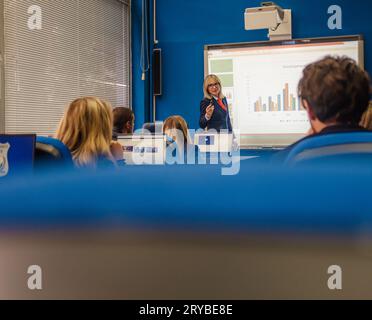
[[3, 0, 131, 135]]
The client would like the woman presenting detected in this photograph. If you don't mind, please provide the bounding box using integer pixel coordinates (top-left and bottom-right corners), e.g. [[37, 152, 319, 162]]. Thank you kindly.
[[199, 74, 232, 132]]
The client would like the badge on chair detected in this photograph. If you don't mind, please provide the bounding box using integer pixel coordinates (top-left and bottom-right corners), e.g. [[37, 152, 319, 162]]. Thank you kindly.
[[0, 143, 10, 177]]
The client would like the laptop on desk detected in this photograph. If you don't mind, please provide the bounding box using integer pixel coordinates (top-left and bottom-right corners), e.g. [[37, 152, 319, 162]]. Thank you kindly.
[[116, 134, 166, 165]]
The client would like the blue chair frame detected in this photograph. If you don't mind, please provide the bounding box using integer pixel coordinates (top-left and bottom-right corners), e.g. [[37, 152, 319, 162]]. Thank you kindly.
[[284, 132, 372, 165]]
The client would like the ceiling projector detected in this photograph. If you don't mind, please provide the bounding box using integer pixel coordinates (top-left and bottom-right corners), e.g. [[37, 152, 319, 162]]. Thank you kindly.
[[245, 2, 285, 30], [244, 2, 292, 40]]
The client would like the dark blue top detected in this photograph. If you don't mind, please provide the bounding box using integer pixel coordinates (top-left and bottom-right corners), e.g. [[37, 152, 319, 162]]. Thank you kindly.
[[199, 97, 233, 132]]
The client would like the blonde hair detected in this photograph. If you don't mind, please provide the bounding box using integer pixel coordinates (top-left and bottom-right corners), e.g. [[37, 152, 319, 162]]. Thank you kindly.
[[203, 74, 225, 100], [163, 115, 191, 145], [360, 102, 372, 130], [55, 97, 115, 168]]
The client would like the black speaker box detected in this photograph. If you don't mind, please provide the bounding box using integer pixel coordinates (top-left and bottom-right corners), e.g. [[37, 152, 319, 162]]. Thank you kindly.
[[153, 48, 162, 96]]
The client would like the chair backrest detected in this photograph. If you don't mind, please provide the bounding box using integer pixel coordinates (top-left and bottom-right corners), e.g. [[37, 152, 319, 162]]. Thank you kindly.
[[284, 132, 372, 166], [35, 136, 74, 169], [0, 134, 36, 178], [142, 121, 163, 134]]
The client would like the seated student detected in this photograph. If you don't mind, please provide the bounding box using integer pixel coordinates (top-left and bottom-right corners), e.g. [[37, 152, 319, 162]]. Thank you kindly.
[[273, 56, 371, 161], [360, 101, 372, 130], [55, 96, 122, 168], [112, 107, 135, 138], [163, 115, 195, 163]]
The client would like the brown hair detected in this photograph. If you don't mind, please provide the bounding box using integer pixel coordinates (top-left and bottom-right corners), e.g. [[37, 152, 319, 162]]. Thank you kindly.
[[113, 107, 134, 134], [163, 115, 191, 145], [298, 56, 371, 124]]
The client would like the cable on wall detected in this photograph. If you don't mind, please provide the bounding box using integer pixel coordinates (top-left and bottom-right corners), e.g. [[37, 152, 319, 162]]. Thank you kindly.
[[140, 0, 150, 80]]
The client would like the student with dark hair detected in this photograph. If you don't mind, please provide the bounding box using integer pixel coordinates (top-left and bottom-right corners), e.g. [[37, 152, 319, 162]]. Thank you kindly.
[[298, 56, 370, 133], [274, 55, 371, 160], [112, 107, 135, 138]]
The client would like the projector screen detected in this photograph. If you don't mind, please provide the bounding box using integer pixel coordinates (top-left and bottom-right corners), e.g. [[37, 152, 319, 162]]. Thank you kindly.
[[204, 36, 364, 148]]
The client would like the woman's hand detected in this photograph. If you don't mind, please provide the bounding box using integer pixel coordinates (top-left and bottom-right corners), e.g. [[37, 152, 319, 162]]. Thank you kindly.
[[205, 103, 215, 120], [110, 141, 123, 160]]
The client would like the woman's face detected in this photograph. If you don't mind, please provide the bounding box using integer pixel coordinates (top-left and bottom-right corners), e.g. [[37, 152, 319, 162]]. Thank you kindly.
[[164, 128, 176, 141], [207, 80, 220, 97], [164, 127, 185, 143]]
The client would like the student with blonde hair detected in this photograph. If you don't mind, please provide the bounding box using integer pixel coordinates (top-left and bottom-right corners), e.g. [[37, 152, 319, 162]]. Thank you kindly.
[[199, 74, 232, 132], [56, 96, 122, 168], [360, 101, 372, 130]]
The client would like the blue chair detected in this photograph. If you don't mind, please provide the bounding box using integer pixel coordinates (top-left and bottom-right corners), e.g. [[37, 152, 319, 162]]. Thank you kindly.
[[284, 132, 372, 166], [35, 136, 74, 170], [142, 121, 163, 134]]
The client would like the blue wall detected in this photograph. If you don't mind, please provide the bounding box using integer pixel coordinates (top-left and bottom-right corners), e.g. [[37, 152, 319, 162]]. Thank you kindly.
[[131, 0, 147, 129], [132, 0, 372, 130]]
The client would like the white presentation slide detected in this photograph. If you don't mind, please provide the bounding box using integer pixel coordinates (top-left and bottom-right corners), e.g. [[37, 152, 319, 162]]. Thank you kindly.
[[207, 39, 362, 146]]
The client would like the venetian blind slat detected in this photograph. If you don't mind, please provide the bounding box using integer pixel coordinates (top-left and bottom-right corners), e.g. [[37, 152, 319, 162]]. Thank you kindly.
[[4, 0, 130, 136]]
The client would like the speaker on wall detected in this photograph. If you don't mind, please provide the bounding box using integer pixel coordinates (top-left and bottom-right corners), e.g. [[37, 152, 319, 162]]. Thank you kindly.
[[153, 48, 162, 96]]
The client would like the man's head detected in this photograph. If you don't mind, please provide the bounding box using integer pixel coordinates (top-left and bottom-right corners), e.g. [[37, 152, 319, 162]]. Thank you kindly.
[[113, 107, 135, 135], [298, 56, 371, 133]]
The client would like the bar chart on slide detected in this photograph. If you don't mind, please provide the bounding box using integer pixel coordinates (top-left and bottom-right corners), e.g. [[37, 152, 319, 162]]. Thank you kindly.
[[253, 83, 304, 112], [231, 60, 309, 135]]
